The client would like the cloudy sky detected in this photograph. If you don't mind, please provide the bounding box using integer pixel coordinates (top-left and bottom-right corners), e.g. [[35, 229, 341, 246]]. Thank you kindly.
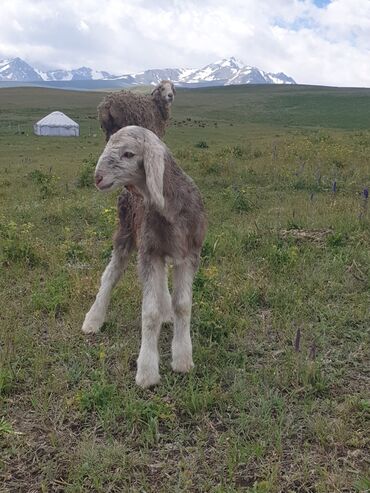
[[1, 0, 369, 86]]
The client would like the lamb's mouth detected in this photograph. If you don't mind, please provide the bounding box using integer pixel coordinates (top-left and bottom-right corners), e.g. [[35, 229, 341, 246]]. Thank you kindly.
[[97, 181, 114, 191]]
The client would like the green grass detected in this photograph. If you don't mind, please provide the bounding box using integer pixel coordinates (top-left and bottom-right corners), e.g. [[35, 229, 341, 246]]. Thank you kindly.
[[0, 85, 369, 492]]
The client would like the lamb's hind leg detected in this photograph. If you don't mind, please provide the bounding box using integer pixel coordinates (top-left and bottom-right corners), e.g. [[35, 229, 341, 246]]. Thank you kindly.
[[171, 258, 197, 373], [82, 240, 133, 334]]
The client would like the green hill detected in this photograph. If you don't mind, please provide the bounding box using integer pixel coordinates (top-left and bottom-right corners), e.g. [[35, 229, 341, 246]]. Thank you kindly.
[[1, 83, 370, 131]]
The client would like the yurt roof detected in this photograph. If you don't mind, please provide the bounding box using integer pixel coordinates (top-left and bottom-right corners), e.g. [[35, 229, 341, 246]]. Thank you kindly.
[[35, 111, 79, 128]]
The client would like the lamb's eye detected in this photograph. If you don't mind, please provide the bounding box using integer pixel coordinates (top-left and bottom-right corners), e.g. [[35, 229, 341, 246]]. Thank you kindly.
[[123, 151, 135, 158]]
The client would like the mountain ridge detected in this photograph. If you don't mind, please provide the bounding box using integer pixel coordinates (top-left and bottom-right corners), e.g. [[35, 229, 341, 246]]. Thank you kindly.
[[0, 56, 296, 87]]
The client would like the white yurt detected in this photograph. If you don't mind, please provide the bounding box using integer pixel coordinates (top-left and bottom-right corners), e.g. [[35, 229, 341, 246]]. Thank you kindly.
[[34, 111, 79, 137]]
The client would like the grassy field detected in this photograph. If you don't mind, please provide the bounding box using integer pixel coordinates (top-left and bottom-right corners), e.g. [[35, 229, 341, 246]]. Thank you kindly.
[[0, 85, 369, 492]]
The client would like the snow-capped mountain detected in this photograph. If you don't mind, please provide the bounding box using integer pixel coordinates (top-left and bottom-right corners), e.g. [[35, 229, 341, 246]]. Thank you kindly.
[[226, 64, 296, 85], [0, 56, 296, 87], [0, 57, 42, 82], [181, 57, 245, 84], [37, 66, 119, 81], [129, 68, 190, 85], [0, 58, 119, 82]]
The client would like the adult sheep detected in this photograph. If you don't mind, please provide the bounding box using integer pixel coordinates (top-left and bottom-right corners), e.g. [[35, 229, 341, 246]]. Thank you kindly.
[[98, 80, 176, 141]]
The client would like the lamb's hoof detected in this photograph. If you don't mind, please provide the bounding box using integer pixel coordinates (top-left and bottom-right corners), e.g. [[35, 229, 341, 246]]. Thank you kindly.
[[171, 356, 194, 374], [135, 367, 161, 389], [81, 314, 103, 334]]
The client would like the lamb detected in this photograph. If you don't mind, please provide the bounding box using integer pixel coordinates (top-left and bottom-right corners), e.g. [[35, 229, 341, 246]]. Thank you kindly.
[[82, 126, 207, 389], [98, 80, 176, 141]]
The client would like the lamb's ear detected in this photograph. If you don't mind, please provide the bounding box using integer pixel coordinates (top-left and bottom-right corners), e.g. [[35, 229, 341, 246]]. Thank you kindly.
[[151, 85, 160, 96], [171, 82, 176, 95], [143, 136, 165, 210]]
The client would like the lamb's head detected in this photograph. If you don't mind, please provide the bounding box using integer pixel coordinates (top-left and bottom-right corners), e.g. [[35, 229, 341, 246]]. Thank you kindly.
[[94, 126, 166, 210], [151, 80, 176, 105]]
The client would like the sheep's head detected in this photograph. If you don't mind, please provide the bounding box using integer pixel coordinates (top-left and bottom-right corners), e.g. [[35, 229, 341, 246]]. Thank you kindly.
[[151, 80, 176, 105], [94, 126, 166, 210]]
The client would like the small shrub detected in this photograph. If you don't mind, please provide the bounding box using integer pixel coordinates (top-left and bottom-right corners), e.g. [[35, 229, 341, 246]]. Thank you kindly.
[[266, 241, 299, 270], [194, 140, 209, 149], [332, 158, 345, 169], [0, 368, 14, 396], [286, 218, 304, 230], [203, 161, 222, 175], [2, 243, 40, 267], [227, 186, 254, 213], [297, 360, 329, 395], [233, 192, 252, 213], [78, 382, 119, 412], [77, 154, 98, 188], [175, 147, 194, 160], [124, 396, 176, 428], [0, 417, 14, 435], [217, 144, 251, 159], [195, 307, 228, 343], [179, 381, 223, 417], [0, 220, 41, 267], [200, 237, 219, 264], [28, 169, 58, 198], [231, 144, 250, 158], [327, 232, 346, 248]]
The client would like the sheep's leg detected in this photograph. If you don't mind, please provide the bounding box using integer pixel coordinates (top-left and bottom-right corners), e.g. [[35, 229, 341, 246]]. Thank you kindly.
[[171, 259, 196, 373], [136, 257, 167, 388], [82, 245, 132, 334]]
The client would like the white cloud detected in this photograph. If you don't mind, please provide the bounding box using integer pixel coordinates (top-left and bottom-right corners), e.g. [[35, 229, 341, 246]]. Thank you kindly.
[[78, 20, 90, 33], [12, 19, 24, 32], [0, 0, 369, 86]]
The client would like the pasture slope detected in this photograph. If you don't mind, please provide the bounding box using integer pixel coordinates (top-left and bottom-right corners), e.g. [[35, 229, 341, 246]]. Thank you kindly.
[[0, 85, 369, 492]]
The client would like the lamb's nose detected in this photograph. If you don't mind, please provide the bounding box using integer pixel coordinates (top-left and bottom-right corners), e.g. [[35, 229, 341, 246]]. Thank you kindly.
[[95, 174, 103, 186], [168, 94, 173, 99]]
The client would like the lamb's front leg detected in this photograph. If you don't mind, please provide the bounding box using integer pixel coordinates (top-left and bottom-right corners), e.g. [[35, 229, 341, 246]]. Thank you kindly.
[[136, 257, 167, 388], [171, 259, 196, 373], [82, 245, 131, 334]]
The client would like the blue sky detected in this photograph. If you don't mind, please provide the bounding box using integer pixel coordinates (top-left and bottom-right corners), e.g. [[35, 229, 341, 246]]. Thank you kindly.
[[0, 0, 369, 87], [312, 0, 331, 7]]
